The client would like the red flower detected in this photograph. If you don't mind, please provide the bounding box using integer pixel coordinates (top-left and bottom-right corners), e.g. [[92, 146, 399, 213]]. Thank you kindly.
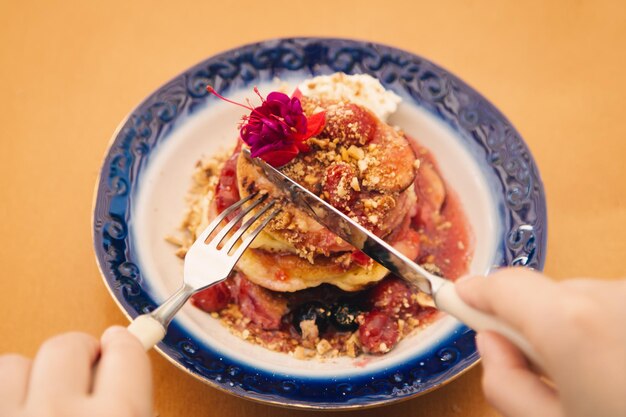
[[207, 86, 325, 167]]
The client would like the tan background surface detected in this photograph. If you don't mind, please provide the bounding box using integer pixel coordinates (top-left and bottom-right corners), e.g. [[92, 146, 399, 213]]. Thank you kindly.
[[1, 1, 625, 416]]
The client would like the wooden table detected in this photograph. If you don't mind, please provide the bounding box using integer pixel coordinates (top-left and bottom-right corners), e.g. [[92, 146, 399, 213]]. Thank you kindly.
[[1, 1, 625, 416]]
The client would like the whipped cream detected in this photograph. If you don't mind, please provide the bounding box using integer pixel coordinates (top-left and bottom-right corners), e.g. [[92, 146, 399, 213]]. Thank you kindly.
[[298, 73, 401, 121]]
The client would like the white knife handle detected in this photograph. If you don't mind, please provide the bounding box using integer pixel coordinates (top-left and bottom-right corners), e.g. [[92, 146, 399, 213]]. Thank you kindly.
[[434, 281, 544, 370], [127, 314, 166, 351]]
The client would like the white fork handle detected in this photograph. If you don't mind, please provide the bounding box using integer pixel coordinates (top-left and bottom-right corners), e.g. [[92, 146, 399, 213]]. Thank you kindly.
[[434, 281, 544, 370], [126, 284, 194, 351], [127, 315, 166, 351]]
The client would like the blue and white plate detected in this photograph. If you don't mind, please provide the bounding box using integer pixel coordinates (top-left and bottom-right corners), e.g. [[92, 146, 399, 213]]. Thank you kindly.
[[93, 38, 546, 409]]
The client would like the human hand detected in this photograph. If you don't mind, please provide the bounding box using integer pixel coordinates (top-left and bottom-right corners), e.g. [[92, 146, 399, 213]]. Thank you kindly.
[[0, 326, 152, 417], [456, 268, 626, 417]]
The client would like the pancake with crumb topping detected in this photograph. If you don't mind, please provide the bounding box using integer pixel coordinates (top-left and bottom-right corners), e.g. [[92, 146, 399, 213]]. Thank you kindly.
[[235, 97, 420, 292]]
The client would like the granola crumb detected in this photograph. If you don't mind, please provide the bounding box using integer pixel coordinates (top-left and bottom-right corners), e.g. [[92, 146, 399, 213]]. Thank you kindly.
[[164, 235, 183, 246], [316, 339, 333, 355], [437, 221, 452, 231], [293, 346, 316, 360], [416, 292, 436, 308], [345, 333, 361, 358], [398, 319, 405, 333], [347, 144, 365, 160], [304, 174, 318, 185], [300, 319, 319, 343], [357, 158, 369, 172]]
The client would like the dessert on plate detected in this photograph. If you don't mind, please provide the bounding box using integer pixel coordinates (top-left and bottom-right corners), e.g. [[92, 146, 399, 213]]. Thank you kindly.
[[170, 73, 473, 359]]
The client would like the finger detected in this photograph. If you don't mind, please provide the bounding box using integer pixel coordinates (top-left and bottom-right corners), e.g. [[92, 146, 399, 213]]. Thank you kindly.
[[478, 331, 562, 417], [27, 332, 99, 404], [560, 277, 626, 297], [93, 326, 152, 415], [0, 354, 32, 405], [456, 268, 560, 339]]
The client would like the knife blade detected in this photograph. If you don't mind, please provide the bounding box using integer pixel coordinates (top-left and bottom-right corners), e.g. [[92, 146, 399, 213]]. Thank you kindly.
[[242, 148, 445, 296], [242, 148, 544, 369]]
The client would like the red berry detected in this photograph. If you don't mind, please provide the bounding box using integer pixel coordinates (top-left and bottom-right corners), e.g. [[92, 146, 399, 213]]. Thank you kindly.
[[359, 310, 400, 354], [190, 281, 233, 313], [233, 275, 288, 330], [214, 151, 241, 216], [321, 103, 376, 146], [368, 276, 418, 317], [323, 163, 358, 212]]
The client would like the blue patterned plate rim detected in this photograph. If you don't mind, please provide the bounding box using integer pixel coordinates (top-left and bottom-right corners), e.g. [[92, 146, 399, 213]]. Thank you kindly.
[[92, 37, 547, 409]]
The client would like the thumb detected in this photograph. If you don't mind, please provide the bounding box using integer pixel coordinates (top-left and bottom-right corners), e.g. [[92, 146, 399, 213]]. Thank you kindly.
[[93, 326, 153, 415]]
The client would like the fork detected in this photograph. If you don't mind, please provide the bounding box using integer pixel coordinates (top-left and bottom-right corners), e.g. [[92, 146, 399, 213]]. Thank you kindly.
[[127, 191, 281, 350]]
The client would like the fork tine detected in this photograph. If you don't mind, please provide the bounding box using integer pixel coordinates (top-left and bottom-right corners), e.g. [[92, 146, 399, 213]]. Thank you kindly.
[[230, 207, 282, 261], [195, 191, 259, 244], [207, 192, 268, 249], [222, 199, 278, 254]]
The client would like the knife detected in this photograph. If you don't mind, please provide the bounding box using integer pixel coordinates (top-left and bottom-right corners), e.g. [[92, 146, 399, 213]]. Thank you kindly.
[[243, 148, 542, 368]]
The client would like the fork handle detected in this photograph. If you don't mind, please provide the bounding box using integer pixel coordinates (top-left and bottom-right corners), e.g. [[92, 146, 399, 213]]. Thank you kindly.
[[434, 281, 544, 370], [127, 284, 194, 350], [128, 315, 167, 350]]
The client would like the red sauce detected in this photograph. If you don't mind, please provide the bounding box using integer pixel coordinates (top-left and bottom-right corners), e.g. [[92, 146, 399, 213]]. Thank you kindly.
[[351, 250, 372, 267], [421, 190, 472, 279], [407, 137, 472, 280]]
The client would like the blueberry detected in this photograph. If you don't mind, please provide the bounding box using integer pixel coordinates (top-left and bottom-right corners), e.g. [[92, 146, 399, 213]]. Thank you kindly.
[[292, 302, 331, 334], [331, 303, 362, 331]]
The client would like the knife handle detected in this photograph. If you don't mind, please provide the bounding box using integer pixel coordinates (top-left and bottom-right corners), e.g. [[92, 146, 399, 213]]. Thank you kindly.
[[434, 281, 544, 370]]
